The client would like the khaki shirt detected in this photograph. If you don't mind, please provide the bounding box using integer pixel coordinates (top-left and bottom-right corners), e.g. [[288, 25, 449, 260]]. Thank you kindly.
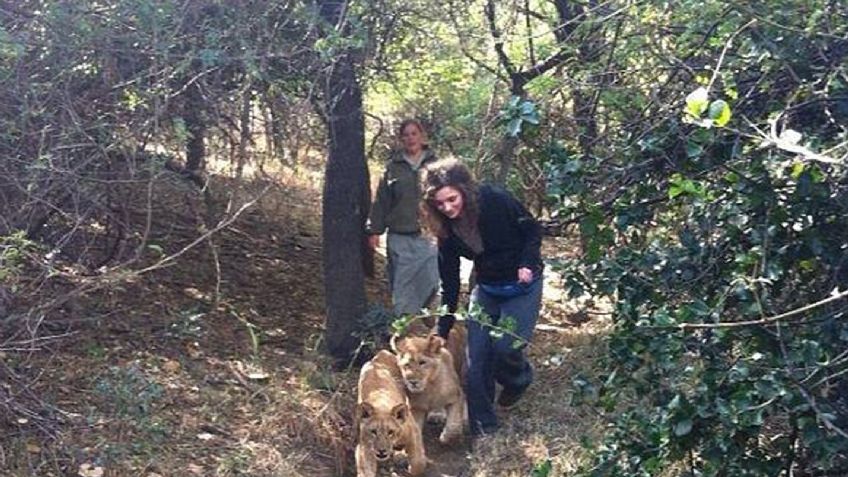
[[366, 148, 437, 235]]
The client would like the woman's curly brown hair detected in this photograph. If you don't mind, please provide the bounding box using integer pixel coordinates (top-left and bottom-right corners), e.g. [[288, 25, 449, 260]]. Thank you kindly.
[[419, 158, 480, 239]]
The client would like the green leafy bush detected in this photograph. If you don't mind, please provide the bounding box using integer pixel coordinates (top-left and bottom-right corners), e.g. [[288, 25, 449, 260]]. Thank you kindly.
[[539, 2, 848, 475]]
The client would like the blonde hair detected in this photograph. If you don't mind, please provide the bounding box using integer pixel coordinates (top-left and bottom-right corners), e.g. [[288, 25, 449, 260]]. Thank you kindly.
[[397, 118, 428, 148]]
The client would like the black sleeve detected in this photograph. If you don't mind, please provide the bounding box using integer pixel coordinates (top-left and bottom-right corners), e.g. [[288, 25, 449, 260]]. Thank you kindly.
[[438, 237, 461, 313], [436, 314, 455, 339], [508, 194, 542, 271]]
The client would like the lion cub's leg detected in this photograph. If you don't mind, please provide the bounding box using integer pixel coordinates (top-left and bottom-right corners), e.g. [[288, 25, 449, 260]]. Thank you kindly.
[[412, 407, 427, 436], [355, 443, 377, 477], [406, 419, 427, 476], [439, 392, 467, 444]]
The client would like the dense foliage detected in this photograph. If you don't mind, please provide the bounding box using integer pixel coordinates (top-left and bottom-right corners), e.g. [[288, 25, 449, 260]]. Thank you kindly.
[[544, 3, 848, 475], [0, 1, 329, 328], [375, 0, 848, 474], [2, 0, 847, 474]]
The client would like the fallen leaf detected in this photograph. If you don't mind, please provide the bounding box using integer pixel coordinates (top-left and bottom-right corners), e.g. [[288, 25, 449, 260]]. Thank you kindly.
[[78, 463, 104, 477], [246, 371, 269, 381], [185, 343, 202, 359], [162, 359, 181, 373], [187, 463, 204, 475]]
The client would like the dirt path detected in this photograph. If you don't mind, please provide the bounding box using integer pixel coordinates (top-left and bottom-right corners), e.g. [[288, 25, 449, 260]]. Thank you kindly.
[[4, 171, 608, 477]]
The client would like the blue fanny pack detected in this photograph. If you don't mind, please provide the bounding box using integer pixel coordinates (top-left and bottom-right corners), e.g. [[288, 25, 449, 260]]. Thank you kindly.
[[479, 276, 538, 298]]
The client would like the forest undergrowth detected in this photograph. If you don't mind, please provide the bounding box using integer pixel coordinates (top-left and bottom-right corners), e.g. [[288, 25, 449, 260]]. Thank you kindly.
[[2, 164, 608, 477]]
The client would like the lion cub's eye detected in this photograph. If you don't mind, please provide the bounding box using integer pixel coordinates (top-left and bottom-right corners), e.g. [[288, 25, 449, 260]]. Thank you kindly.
[[371, 429, 378, 436], [387, 429, 395, 437], [418, 359, 427, 366]]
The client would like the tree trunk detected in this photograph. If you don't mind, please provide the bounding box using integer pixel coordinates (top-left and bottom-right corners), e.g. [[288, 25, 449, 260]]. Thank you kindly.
[[494, 132, 521, 185], [264, 91, 287, 163], [573, 86, 598, 159], [184, 83, 206, 173], [236, 82, 251, 179], [318, 0, 370, 364]]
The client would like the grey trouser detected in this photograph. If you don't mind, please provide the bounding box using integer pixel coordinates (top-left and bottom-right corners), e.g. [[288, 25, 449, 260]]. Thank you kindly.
[[386, 233, 439, 316]]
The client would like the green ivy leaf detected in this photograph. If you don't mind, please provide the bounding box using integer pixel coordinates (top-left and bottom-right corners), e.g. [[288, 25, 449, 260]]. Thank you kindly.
[[689, 300, 711, 317], [674, 417, 694, 436], [668, 173, 706, 199], [531, 459, 552, 477], [507, 118, 522, 137], [708, 99, 732, 127], [685, 87, 709, 118], [391, 315, 413, 335], [808, 165, 825, 183], [522, 111, 541, 125], [686, 140, 705, 158]]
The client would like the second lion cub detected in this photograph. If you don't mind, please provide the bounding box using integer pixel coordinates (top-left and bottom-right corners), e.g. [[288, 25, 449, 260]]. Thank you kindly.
[[392, 333, 466, 443]]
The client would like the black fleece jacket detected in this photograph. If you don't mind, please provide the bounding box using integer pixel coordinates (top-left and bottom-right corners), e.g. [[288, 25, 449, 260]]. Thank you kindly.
[[439, 184, 543, 312]]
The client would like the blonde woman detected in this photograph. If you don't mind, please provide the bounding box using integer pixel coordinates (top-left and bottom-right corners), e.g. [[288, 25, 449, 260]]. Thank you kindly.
[[366, 119, 440, 316]]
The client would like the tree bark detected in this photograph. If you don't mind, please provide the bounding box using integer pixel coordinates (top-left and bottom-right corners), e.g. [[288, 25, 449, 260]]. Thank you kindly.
[[264, 91, 288, 163], [570, 0, 608, 160], [184, 82, 206, 173], [236, 82, 251, 179], [318, 0, 370, 364]]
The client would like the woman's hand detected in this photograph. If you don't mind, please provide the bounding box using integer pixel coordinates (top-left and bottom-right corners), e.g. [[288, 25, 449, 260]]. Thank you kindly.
[[517, 267, 533, 284]]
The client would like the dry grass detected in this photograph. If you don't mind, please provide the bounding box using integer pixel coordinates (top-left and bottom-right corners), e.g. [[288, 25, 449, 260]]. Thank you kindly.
[[0, 161, 614, 477], [465, 308, 612, 477]]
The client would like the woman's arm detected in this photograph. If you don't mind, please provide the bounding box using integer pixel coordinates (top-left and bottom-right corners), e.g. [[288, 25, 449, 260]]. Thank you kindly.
[[508, 194, 542, 280], [438, 237, 461, 313], [365, 169, 390, 235]]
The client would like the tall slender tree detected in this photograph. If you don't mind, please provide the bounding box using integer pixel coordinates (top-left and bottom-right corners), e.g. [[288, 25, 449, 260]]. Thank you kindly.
[[318, 0, 370, 364]]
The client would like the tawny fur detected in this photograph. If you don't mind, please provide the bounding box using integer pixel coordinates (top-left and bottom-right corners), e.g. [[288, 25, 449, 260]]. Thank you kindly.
[[443, 323, 467, 384], [355, 350, 427, 477], [392, 334, 467, 444]]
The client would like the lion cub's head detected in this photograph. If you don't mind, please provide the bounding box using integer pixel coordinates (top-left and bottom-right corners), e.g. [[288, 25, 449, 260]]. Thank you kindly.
[[357, 401, 409, 461], [392, 334, 445, 394]]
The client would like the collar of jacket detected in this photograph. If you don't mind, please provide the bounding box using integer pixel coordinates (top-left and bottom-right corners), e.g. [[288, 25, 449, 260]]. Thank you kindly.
[[390, 147, 436, 164]]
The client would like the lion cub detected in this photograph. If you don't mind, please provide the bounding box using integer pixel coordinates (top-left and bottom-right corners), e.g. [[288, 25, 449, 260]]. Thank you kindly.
[[356, 350, 427, 477], [392, 334, 466, 444], [443, 323, 467, 384]]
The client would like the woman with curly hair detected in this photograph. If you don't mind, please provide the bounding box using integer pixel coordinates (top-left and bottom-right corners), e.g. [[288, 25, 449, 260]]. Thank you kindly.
[[420, 158, 543, 436]]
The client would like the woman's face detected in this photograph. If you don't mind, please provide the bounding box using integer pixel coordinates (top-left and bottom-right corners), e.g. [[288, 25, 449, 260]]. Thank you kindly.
[[432, 186, 464, 219], [400, 124, 424, 155]]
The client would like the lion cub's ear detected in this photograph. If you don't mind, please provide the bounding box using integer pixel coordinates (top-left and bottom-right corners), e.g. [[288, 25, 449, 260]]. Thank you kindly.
[[359, 402, 375, 420], [427, 334, 445, 354], [391, 403, 408, 422]]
